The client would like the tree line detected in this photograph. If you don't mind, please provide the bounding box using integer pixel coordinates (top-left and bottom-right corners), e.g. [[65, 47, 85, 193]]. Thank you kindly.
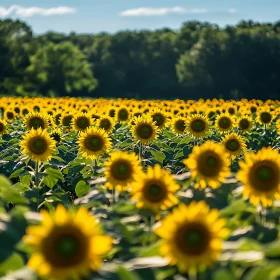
[[1, 19, 280, 100]]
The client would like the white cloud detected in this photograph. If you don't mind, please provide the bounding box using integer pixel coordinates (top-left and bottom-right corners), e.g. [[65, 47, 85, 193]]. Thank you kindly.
[[120, 7, 208, 17], [0, 5, 76, 17], [228, 8, 237, 14]]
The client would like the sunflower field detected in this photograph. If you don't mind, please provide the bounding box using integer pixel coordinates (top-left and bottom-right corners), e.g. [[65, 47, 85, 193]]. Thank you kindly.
[[0, 97, 280, 280]]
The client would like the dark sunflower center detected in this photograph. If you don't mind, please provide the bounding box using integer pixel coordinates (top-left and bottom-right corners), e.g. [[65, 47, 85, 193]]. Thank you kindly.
[[100, 119, 111, 130], [33, 106, 40, 112], [22, 109, 29, 116], [7, 112, 14, 120], [111, 160, 131, 180], [62, 116, 73, 127], [175, 120, 186, 132], [143, 182, 167, 202], [109, 109, 115, 118], [225, 139, 240, 152], [198, 152, 222, 177], [76, 117, 90, 129], [28, 137, 48, 155], [56, 236, 79, 258], [14, 107, 20, 114], [0, 123, 4, 132], [136, 124, 153, 139], [228, 108, 235, 115], [190, 119, 206, 133], [118, 109, 129, 121], [84, 135, 103, 151], [176, 224, 210, 255], [153, 114, 165, 127], [250, 161, 280, 192], [208, 111, 215, 119], [239, 119, 250, 129], [260, 112, 272, 124], [218, 117, 231, 129], [251, 107, 257, 113], [29, 117, 45, 129], [43, 227, 88, 268]]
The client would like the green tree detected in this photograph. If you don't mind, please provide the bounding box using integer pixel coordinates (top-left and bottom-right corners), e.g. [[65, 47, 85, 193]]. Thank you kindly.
[[19, 42, 98, 97]]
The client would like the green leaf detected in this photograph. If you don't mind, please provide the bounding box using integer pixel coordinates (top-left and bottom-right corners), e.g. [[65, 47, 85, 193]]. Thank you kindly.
[[150, 150, 165, 164], [138, 240, 162, 257], [220, 199, 247, 217], [117, 266, 141, 280], [45, 167, 64, 181], [213, 269, 235, 280], [75, 180, 90, 198], [9, 167, 25, 179], [264, 239, 280, 257], [0, 253, 24, 276], [0, 176, 28, 204]]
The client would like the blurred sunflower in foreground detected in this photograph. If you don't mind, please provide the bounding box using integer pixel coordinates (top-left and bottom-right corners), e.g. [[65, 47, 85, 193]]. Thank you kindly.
[[155, 201, 229, 274], [24, 205, 113, 280], [237, 147, 280, 207]]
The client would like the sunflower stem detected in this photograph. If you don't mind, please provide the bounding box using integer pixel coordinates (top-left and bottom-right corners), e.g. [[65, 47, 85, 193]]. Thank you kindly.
[[139, 142, 142, 161], [34, 161, 39, 188]]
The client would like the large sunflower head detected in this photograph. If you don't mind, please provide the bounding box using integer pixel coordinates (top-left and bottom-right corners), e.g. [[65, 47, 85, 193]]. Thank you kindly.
[[104, 151, 143, 191], [20, 128, 56, 162], [60, 113, 74, 129], [72, 113, 92, 132], [96, 116, 116, 134], [215, 113, 235, 133], [155, 201, 229, 273], [77, 127, 112, 160], [183, 141, 231, 189], [170, 117, 187, 135], [116, 107, 130, 123], [237, 116, 253, 133], [24, 112, 49, 130], [150, 108, 168, 130], [130, 164, 180, 212], [23, 205, 113, 280], [221, 132, 247, 159], [256, 107, 274, 126], [4, 109, 17, 122], [185, 114, 211, 139], [131, 115, 158, 144], [237, 147, 280, 207], [0, 119, 8, 135]]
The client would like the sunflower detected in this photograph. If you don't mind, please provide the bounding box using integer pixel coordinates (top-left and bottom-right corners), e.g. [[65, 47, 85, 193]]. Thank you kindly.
[[104, 151, 143, 191], [151, 108, 168, 130], [215, 113, 235, 134], [155, 201, 229, 274], [130, 164, 179, 212], [0, 119, 7, 135], [116, 107, 130, 123], [237, 147, 280, 207], [21, 128, 56, 162], [256, 107, 274, 126], [96, 116, 116, 134], [25, 112, 49, 130], [78, 127, 112, 160], [236, 116, 253, 133], [131, 115, 158, 144], [185, 114, 211, 139], [4, 109, 17, 122], [60, 113, 74, 129], [72, 113, 92, 132], [183, 141, 231, 189], [23, 205, 113, 280], [170, 117, 187, 135], [50, 128, 63, 144], [221, 132, 247, 159]]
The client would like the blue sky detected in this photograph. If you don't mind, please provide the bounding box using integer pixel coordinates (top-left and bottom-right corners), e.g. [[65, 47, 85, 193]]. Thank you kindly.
[[1, 0, 279, 34]]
